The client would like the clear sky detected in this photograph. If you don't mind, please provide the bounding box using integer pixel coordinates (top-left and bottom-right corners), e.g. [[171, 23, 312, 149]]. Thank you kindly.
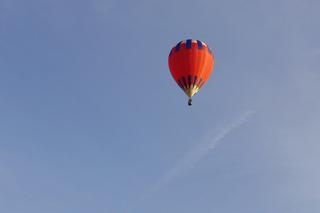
[[0, 0, 320, 212]]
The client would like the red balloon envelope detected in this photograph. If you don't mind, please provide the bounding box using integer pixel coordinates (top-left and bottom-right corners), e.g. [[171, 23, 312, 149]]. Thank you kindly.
[[168, 39, 215, 105]]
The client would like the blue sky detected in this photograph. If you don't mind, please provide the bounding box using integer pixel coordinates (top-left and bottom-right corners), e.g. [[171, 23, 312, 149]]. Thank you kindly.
[[0, 0, 320, 212]]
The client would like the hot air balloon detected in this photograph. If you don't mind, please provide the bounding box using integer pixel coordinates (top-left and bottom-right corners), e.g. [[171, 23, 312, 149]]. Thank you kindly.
[[168, 39, 215, 106]]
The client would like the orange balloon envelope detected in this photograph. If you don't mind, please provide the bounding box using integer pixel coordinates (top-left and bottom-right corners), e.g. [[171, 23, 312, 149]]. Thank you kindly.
[[168, 39, 215, 105]]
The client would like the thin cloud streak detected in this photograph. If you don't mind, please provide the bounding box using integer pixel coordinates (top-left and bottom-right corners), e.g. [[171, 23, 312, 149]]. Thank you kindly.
[[151, 110, 255, 193], [126, 111, 255, 213]]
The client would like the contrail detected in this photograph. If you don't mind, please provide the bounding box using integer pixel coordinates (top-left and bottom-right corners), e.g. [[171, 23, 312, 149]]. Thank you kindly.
[[151, 110, 255, 193], [125, 111, 255, 212]]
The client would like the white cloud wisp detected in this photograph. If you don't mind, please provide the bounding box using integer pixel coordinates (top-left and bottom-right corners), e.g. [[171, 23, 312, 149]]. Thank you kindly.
[[152, 110, 255, 193]]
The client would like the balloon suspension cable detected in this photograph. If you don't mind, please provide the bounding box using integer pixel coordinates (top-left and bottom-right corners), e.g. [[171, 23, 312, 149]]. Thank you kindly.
[[188, 98, 192, 106]]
